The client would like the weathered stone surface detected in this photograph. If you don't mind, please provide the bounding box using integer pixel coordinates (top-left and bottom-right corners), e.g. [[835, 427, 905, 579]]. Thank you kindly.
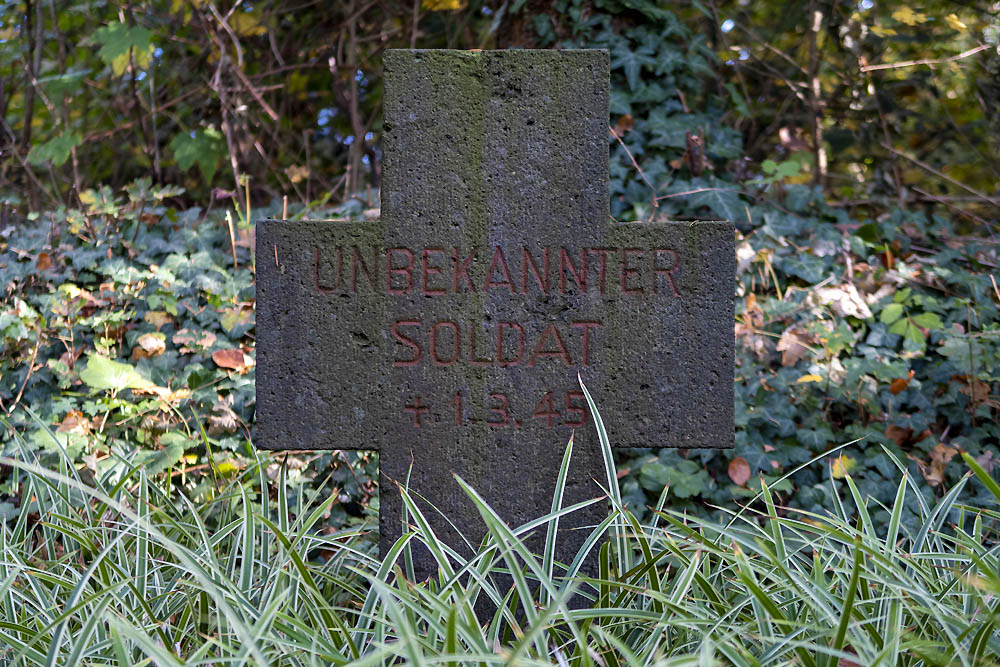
[[256, 49, 734, 580]]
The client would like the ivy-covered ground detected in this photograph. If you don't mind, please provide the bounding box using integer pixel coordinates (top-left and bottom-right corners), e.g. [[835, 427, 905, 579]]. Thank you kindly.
[[2, 0, 999, 541], [1, 178, 997, 542]]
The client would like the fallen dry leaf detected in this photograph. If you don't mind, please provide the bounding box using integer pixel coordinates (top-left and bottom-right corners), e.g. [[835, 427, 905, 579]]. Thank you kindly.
[[56, 410, 91, 435], [144, 310, 173, 329], [213, 348, 254, 373], [831, 454, 855, 479], [728, 456, 750, 487], [815, 283, 873, 319], [889, 370, 915, 395], [777, 327, 813, 367], [173, 328, 217, 353], [132, 332, 166, 360], [614, 113, 634, 135], [37, 252, 52, 271], [912, 442, 959, 487], [885, 424, 913, 447]]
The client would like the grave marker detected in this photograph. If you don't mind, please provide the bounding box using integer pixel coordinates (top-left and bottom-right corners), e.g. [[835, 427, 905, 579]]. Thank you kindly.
[[257, 49, 734, 579]]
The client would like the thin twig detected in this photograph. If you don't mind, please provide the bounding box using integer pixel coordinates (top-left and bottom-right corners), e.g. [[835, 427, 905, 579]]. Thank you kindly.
[[609, 126, 656, 195], [655, 187, 740, 201], [861, 44, 990, 72], [881, 143, 998, 208], [7, 327, 42, 416], [911, 186, 992, 228]]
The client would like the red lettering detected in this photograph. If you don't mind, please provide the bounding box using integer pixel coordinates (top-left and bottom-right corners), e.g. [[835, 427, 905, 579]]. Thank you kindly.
[[313, 247, 343, 293], [559, 247, 587, 293], [391, 320, 422, 367], [484, 247, 515, 293], [520, 247, 550, 294], [486, 393, 511, 427], [497, 322, 525, 367], [565, 391, 588, 427], [589, 248, 613, 294], [351, 246, 378, 292], [452, 248, 477, 292], [531, 391, 561, 427], [653, 248, 681, 297], [571, 321, 602, 365], [430, 321, 460, 366], [422, 247, 447, 296], [527, 324, 572, 366], [386, 248, 414, 295], [621, 248, 643, 295]]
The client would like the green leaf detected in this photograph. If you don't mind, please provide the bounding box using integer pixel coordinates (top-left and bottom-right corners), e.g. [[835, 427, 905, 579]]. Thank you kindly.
[[169, 128, 225, 182], [911, 312, 943, 330], [79, 354, 153, 392], [781, 253, 826, 283], [689, 185, 744, 221], [880, 303, 904, 325], [27, 131, 82, 167], [856, 222, 879, 244], [94, 22, 154, 76], [887, 317, 909, 336], [903, 320, 925, 344], [611, 41, 656, 91]]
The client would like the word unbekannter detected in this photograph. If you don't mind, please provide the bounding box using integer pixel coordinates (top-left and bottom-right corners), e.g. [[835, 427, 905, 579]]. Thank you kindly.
[[313, 245, 683, 296]]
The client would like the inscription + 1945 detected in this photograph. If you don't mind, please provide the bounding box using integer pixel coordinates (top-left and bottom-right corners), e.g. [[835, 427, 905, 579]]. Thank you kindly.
[[306, 242, 686, 430]]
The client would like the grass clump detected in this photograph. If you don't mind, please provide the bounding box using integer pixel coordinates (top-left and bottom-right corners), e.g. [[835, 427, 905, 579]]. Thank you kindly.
[[1, 390, 999, 665]]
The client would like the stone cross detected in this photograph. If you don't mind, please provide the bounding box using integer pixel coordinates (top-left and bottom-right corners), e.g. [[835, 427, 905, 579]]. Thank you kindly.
[[257, 49, 734, 579]]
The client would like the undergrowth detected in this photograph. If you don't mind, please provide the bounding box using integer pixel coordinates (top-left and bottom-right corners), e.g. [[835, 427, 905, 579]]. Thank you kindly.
[[0, 386, 998, 665]]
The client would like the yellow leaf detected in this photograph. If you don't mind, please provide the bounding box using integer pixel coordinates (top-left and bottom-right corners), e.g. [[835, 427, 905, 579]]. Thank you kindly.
[[831, 454, 856, 479], [891, 7, 927, 25], [144, 310, 173, 329], [796, 373, 824, 384], [946, 13, 966, 30], [871, 25, 897, 37], [422, 0, 466, 10], [285, 165, 310, 184], [230, 11, 267, 37]]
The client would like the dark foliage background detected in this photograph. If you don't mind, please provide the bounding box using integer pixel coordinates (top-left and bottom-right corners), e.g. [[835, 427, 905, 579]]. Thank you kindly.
[[1, 0, 999, 538]]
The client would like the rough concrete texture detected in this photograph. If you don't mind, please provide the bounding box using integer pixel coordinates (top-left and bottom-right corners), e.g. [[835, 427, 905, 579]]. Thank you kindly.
[[257, 49, 734, 581]]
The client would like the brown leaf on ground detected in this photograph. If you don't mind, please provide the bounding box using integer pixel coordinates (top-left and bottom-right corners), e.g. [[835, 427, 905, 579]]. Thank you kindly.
[[889, 370, 915, 395], [172, 328, 217, 353], [958, 377, 998, 408], [777, 327, 813, 366], [976, 450, 997, 474], [144, 311, 173, 329], [131, 332, 166, 360], [885, 424, 913, 447], [815, 283, 873, 319], [728, 457, 751, 486], [212, 348, 254, 373], [56, 410, 91, 435], [614, 113, 634, 135], [36, 252, 52, 271], [914, 442, 959, 487]]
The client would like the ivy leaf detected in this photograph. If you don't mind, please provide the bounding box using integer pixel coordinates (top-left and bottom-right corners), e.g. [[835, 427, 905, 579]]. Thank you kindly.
[[134, 431, 190, 474], [27, 131, 82, 167], [611, 41, 656, 91], [911, 312, 944, 330], [689, 185, 744, 221], [94, 22, 154, 76], [169, 128, 225, 182], [647, 111, 701, 149], [881, 303, 905, 325], [79, 354, 153, 392], [781, 253, 825, 283]]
